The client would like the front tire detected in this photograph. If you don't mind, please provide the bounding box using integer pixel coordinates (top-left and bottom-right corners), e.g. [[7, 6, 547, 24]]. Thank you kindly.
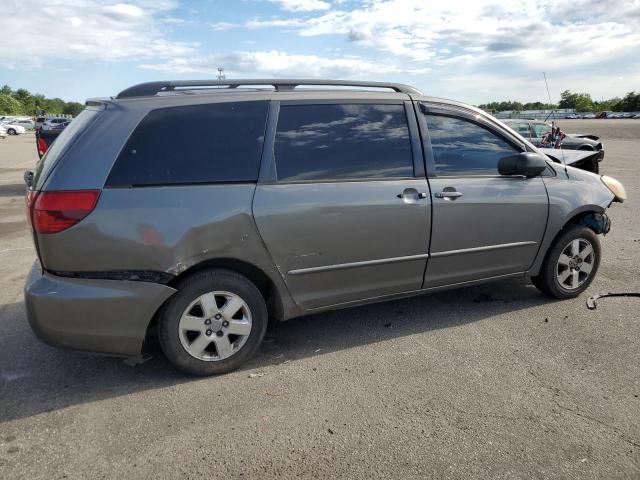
[[532, 225, 601, 299], [158, 269, 268, 375], [7, 128, 16, 135]]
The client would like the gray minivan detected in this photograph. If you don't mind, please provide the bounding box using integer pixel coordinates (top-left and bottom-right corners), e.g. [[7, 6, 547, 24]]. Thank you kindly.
[[24, 79, 627, 375]]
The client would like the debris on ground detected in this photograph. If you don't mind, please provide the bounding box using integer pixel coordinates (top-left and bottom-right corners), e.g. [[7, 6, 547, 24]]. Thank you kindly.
[[123, 356, 152, 366], [586, 292, 640, 310], [248, 372, 265, 378]]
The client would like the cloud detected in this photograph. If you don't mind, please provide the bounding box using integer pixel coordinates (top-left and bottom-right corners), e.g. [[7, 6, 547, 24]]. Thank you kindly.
[[209, 21, 243, 31], [247, 0, 640, 71], [0, 0, 195, 68], [245, 18, 304, 29], [270, 0, 331, 12], [139, 50, 430, 78]]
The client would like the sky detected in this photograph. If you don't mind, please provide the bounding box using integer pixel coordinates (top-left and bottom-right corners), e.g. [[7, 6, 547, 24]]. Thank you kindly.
[[1, 0, 639, 105]]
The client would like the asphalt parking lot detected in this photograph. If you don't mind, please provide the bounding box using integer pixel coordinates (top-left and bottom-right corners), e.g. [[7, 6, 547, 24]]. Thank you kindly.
[[0, 120, 639, 479]]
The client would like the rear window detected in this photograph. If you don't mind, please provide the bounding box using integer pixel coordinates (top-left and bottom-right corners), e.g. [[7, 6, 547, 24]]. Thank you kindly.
[[106, 101, 268, 187], [33, 107, 98, 189]]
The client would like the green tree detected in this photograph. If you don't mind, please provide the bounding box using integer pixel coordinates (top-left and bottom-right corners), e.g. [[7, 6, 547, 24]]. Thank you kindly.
[[63, 102, 84, 116], [557, 90, 594, 112], [0, 94, 23, 114], [0, 85, 11, 96], [619, 92, 640, 112]]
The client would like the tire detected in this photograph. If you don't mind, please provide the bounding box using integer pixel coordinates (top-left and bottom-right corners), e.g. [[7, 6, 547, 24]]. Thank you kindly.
[[531, 224, 601, 299], [7, 128, 16, 135], [158, 269, 268, 376]]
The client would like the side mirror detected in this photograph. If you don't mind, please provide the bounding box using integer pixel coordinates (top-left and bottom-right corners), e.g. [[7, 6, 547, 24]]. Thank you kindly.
[[498, 152, 547, 177]]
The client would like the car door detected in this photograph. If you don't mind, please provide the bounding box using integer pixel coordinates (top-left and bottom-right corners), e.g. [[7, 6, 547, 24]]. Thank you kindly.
[[253, 100, 431, 310], [417, 104, 549, 288]]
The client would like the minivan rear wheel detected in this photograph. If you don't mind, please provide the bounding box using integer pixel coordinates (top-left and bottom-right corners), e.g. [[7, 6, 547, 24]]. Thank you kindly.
[[158, 269, 268, 375], [531, 224, 601, 299]]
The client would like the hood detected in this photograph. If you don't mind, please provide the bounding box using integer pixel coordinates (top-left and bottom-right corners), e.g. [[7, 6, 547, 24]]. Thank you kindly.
[[539, 147, 601, 166]]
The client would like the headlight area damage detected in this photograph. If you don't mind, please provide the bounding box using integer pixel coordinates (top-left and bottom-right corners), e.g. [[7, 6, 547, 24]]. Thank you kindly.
[[580, 212, 611, 235], [601, 175, 627, 203]]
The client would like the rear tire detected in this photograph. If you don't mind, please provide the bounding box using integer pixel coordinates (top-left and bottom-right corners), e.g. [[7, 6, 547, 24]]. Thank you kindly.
[[7, 128, 16, 135], [158, 269, 268, 376], [531, 225, 601, 299]]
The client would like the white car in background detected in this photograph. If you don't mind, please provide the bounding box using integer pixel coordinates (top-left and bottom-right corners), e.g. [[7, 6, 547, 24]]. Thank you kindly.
[[6, 118, 35, 130], [0, 122, 26, 135]]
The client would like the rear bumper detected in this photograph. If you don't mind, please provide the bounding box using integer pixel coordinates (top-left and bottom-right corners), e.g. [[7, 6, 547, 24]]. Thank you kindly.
[[24, 262, 176, 357]]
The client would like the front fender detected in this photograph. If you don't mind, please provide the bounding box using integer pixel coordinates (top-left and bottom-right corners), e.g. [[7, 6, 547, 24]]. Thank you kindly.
[[528, 167, 614, 276]]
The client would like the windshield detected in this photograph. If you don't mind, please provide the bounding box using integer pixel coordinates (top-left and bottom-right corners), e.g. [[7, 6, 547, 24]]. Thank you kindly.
[[532, 123, 552, 138]]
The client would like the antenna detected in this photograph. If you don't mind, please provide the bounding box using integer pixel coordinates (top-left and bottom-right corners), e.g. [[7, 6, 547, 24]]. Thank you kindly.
[[543, 72, 568, 177], [217, 67, 225, 81]]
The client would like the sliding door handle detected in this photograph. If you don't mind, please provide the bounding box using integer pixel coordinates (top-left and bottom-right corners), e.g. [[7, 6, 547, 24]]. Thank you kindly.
[[435, 190, 463, 199]]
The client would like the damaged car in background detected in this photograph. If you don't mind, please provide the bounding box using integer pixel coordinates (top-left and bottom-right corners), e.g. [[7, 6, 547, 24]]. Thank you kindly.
[[503, 119, 603, 151], [502, 119, 604, 173]]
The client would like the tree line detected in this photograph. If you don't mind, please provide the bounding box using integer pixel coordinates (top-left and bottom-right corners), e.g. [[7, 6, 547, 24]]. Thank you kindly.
[[478, 90, 640, 114], [0, 85, 85, 117]]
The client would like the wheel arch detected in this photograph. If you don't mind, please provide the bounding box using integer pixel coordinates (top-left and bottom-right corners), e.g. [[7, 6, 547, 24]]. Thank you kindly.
[[529, 205, 606, 277], [169, 258, 284, 321], [142, 258, 286, 356]]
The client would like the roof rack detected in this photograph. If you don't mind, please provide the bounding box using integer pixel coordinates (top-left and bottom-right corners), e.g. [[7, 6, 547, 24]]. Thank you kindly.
[[115, 79, 422, 99]]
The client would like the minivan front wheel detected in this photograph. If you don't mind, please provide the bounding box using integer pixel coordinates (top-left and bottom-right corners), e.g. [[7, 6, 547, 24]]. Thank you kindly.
[[532, 225, 601, 299], [158, 269, 268, 375]]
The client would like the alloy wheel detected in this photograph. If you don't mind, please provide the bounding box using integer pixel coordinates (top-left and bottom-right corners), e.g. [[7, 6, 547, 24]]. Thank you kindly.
[[556, 238, 595, 290], [178, 291, 252, 361]]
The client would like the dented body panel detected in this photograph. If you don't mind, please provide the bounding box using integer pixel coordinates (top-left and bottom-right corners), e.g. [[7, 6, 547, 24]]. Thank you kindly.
[[35, 185, 301, 319]]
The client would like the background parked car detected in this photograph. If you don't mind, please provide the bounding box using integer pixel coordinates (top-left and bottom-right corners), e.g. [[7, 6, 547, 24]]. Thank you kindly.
[[3, 118, 35, 130], [502, 119, 603, 151], [0, 121, 26, 135], [41, 118, 69, 131]]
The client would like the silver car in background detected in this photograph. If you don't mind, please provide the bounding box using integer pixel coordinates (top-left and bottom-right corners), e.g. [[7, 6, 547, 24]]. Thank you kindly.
[[24, 79, 626, 375]]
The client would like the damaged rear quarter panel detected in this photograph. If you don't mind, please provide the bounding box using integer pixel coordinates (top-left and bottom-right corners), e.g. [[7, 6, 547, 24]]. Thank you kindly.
[[35, 184, 298, 316]]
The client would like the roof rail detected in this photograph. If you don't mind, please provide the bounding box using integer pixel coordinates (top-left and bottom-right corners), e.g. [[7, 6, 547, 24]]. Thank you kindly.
[[115, 79, 422, 99]]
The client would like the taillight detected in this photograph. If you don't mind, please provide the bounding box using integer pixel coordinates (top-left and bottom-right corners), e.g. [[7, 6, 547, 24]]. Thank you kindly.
[[26, 190, 37, 228], [37, 137, 48, 157], [30, 190, 100, 234]]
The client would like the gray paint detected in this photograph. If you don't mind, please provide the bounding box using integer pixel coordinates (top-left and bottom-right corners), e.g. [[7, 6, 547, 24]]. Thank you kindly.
[[528, 165, 614, 276], [287, 253, 430, 275], [35, 185, 300, 318], [425, 176, 548, 287], [253, 179, 431, 309], [24, 262, 176, 356], [24, 82, 620, 358]]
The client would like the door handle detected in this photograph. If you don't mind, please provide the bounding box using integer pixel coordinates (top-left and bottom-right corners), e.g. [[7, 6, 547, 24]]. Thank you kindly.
[[435, 190, 463, 199], [397, 188, 428, 203]]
